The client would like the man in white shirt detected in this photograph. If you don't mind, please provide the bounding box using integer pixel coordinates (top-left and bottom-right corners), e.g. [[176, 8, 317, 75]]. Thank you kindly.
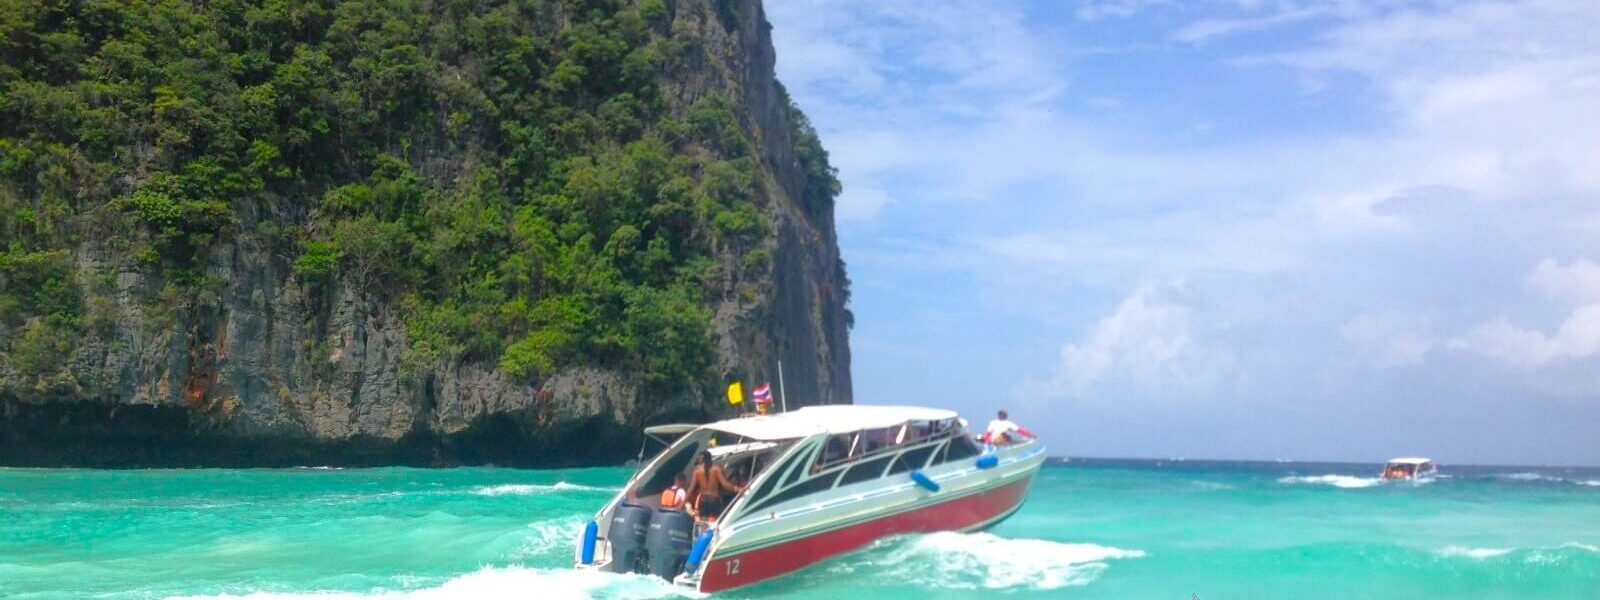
[[983, 410, 1035, 445]]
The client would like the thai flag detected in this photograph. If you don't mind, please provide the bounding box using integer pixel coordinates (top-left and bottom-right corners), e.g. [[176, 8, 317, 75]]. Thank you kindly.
[[753, 383, 772, 404]]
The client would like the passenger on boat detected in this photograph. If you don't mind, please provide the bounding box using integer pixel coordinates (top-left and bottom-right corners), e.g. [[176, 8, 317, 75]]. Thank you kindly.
[[688, 451, 740, 521], [983, 410, 1035, 445], [659, 473, 688, 509]]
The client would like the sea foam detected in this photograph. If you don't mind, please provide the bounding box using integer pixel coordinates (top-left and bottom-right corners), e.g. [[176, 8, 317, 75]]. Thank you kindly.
[[1436, 543, 1600, 564], [1497, 473, 1600, 487], [1437, 546, 1514, 559], [511, 517, 588, 560], [835, 531, 1144, 591], [168, 566, 700, 600], [1277, 474, 1382, 489], [1500, 472, 1558, 482], [469, 482, 615, 496]]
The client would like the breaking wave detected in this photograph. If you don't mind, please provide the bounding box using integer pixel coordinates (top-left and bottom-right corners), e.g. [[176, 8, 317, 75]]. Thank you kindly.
[[1500, 472, 1558, 482], [1436, 543, 1600, 564], [511, 517, 588, 560], [1278, 475, 1382, 489], [831, 531, 1144, 590], [1495, 473, 1600, 487], [1438, 546, 1514, 559], [169, 566, 700, 600], [470, 482, 616, 496]]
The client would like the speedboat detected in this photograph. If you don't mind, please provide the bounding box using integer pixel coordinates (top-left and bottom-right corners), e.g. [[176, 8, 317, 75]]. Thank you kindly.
[[573, 405, 1046, 593], [1381, 457, 1438, 481]]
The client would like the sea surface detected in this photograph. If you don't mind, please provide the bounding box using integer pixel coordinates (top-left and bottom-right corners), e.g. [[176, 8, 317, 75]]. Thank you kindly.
[[3, 459, 1598, 599]]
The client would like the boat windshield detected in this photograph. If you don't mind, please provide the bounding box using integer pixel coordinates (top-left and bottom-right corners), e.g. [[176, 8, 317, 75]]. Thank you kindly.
[[624, 430, 794, 512], [737, 417, 978, 515], [622, 414, 989, 527]]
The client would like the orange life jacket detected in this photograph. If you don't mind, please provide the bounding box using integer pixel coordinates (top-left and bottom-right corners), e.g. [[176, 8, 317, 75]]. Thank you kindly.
[[660, 486, 684, 508]]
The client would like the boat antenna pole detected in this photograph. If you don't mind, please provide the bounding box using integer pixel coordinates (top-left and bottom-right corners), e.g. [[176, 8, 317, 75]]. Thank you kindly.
[[777, 359, 788, 413]]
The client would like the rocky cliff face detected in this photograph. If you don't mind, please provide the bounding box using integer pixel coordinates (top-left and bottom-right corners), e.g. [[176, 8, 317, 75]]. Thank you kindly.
[[0, 0, 850, 467]]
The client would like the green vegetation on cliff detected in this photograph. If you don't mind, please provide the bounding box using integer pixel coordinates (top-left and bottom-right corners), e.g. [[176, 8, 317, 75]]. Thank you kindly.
[[0, 0, 842, 399]]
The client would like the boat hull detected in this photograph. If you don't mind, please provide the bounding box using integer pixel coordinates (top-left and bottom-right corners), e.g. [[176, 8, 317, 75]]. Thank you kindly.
[[696, 462, 1039, 593]]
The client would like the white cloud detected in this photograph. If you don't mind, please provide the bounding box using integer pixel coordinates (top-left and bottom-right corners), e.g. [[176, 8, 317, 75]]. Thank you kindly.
[[1525, 258, 1600, 305], [1075, 0, 1177, 22], [1029, 284, 1235, 400], [1450, 306, 1600, 368], [769, 0, 1073, 216], [773, 0, 1600, 427], [836, 185, 890, 221], [1450, 258, 1600, 368], [1340, 311, 1437, 368], [1172, 6, 1331, 44]]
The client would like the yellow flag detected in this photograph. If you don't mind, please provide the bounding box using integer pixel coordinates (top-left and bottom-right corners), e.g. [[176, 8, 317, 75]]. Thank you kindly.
[[726, 381, 744, 405]]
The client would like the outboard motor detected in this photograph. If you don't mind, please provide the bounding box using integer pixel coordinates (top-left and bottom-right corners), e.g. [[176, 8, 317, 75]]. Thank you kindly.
[[607, 503, 652, 573], [645, 508, 695, 579]]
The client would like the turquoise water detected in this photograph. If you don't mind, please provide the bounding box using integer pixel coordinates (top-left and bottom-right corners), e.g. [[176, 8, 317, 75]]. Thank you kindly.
[[3, 460, 1598, 599]]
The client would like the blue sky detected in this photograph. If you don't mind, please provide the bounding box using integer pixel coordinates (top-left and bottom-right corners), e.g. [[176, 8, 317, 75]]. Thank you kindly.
[[766, 0, 1600, 466]]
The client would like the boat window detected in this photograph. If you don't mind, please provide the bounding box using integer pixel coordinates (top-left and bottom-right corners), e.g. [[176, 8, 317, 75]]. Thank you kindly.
[[858, 427, 898, 456], [838, 455, 893, 487], [727, 445, 781, 490], [887, 444, 938, 476], [931, 434, 981, 466], [899, 420, 934, 445], [816, 434, 855, 470], [636, 439, 701, 497], [846, 432, 864, 459], [754, 470, 842, 512], [945, 434, 981, 462], [746, 448, 800, 508], [784, 443, 816, 487]]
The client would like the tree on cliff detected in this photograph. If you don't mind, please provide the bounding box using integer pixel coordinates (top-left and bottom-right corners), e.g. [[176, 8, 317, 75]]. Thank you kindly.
[[0, 0, 845, 410]]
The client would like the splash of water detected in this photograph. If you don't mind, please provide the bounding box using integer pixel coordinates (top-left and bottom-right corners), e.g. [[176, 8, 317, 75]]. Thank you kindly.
[[1278, 474, 1383, 489], [470, 482, 617, 497], [829, 531, 1144, 591], [168, 567, 701, 600]]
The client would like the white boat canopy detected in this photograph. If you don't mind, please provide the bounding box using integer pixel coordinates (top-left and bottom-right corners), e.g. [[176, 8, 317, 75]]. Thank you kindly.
[[642, 423, 700, 445], [1386, 457, 1433, 465], [707, 441, 777, 458], [703, 405, 960, 441]]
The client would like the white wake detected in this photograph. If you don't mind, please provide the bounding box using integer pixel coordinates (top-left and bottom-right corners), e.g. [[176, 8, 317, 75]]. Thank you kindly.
[[168, 566, 700, 600], [834, 531, 1144, 590], [470, 482, 616, 496], [1437, 546, 1514, 559], [1277, 474, 1382, 489]]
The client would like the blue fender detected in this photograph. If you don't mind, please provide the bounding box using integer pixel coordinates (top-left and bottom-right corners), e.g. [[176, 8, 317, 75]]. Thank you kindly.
[[579, 520, 598, 564], [910, 470, 940, 492], [685, 529, 715, 572], [975, 454, 999, 470]]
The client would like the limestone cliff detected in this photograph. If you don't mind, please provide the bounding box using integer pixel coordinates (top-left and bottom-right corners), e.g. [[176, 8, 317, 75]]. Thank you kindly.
[[0, 0, 851, 467]]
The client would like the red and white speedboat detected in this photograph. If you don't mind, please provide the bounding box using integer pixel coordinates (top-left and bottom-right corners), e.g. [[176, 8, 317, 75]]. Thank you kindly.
[[573, 405, 1046, 593]]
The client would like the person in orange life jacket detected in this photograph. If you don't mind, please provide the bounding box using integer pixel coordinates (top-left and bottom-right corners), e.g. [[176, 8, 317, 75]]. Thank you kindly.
[[982, 409, 1035, 445], [659, 473, 688, 509]]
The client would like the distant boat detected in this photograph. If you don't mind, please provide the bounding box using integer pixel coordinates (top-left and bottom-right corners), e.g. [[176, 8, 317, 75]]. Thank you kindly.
[[573, 405, 1046, 593], [1381, 457, 1438, 482]]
